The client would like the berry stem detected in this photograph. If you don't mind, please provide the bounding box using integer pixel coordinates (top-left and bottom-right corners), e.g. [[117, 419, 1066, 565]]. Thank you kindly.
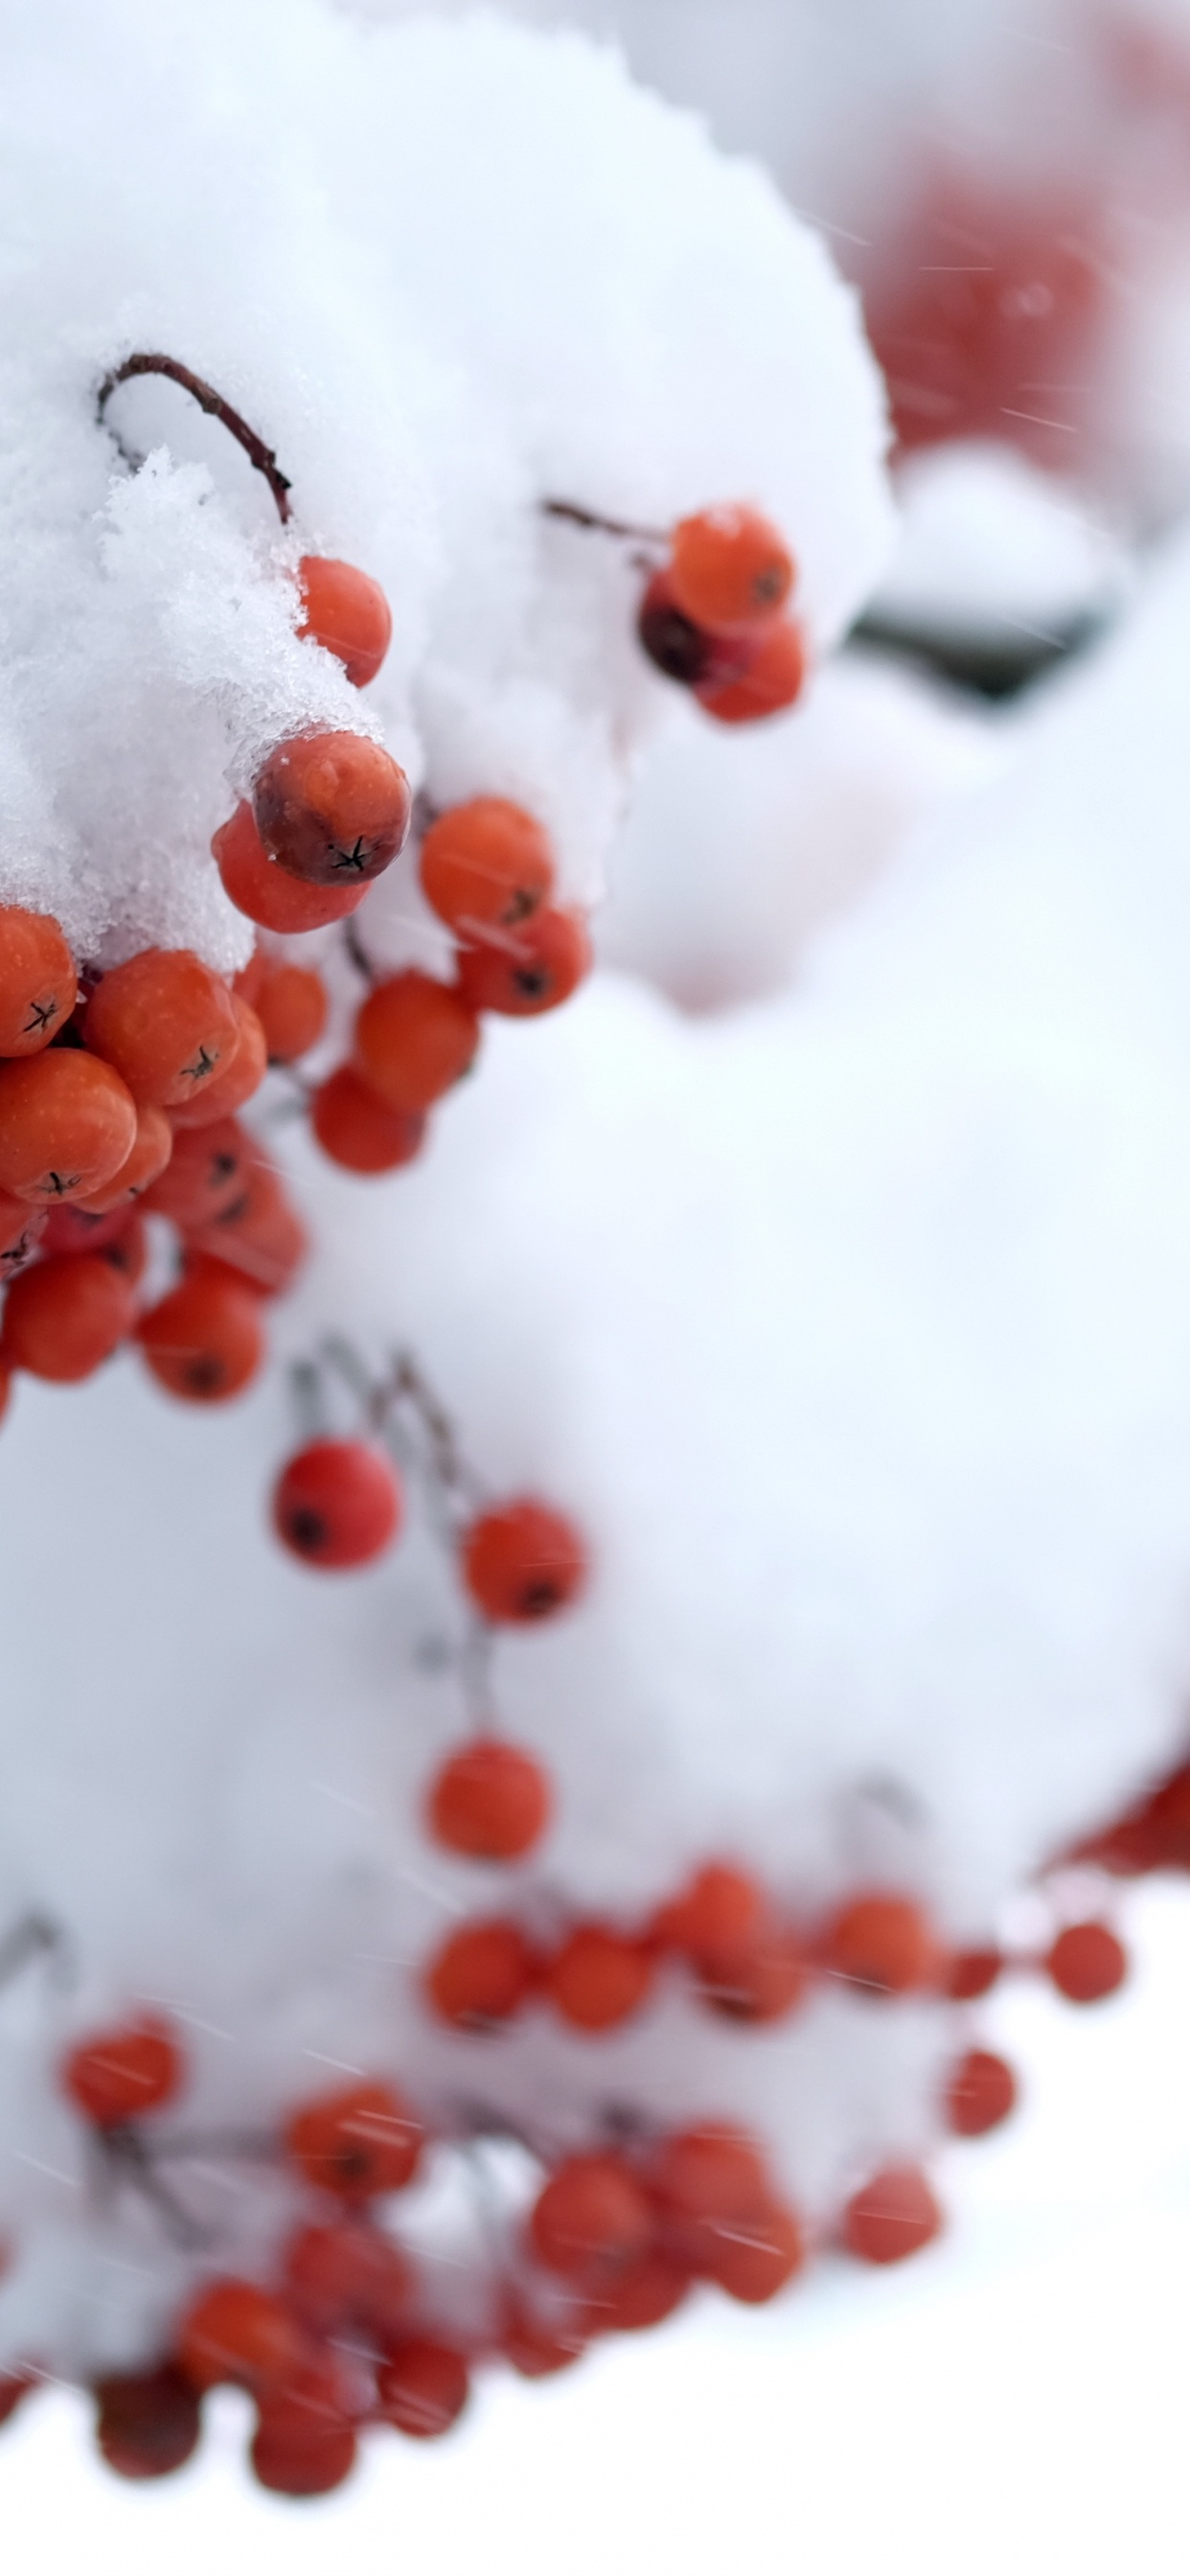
[[342, 915, 378, 986], [542, 496, 666, 547], [97, 2127, 210, 2252], [0, 1910, 67, 1991], [96, 354, 293, 525]]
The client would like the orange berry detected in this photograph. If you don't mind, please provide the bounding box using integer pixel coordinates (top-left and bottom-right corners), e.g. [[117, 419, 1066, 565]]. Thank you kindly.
[[254, 962, 328, 1064], [584, 2248, 689, 2334], [637, 570, 757, 689], [100, 1212, 149, 1290], [94, 2364, 201, 2482], [310, 1065, 426, 1174], [214, 801, 367, 932], [142, 1116, 254, 1228], [0, 1050, 137, 1204], [233, 946, 266, 1008], [460, 1498, 586, 1623], [455, 907, 590, 1018], [695, 616, 806, 724], [354, 971, 480, 1113], [62, 2017, 182, 2127], [376, 2340, 469, 2440], [272, 1438, 402, 1571], [0, 1194, 45, 1274], [704, 2200, 805, 2305], [946, 1947, 1003, 2002], [427, 1738, 551, 1863], [842, 2166, 943, 2266], [285, 2079, 423, 2202], [945, 2047, 1018, 2138], [251, 2388, 357, 2496], [1045, 1920, 1128, 2004], [652, 1862, 767, 1974], [168, 994, 266, 1129], [73, 1103, 172, 1213], [652, 2125, 772, 2274], [545, 1925, 653, 2033], [531, 2155, 653, 2288], [698, 1928, 809, 2025], [254, 731, 411, 888], [420, 798, 556, 937], [85, 950, 240, 1109], [184, 1164, 307, 1299], [136, 1269, 264, 1403], [0, 908, 77, 1055], [423, 1916, 538, 2032], [297, 555, 393, 689], [177, 2278, 306, 2394], [3, 1253, 136, 1382], [283, 2222, 412, 2340], [499, 2299, 587, 2379], [824, 1893, 941, 1996], [668, 504, 795, 631]]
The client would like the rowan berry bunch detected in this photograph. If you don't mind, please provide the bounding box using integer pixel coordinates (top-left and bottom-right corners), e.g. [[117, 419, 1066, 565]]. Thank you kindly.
[[549, 494, 808, 726]]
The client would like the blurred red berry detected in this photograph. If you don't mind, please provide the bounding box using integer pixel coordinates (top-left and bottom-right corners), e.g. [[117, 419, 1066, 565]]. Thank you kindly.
[[668, 504, 795, 631], [137, 1269, 264, 1403], [842, 2166, 943, 2266], [254, 961, 328, 1064], [545, 1925, 653, 2033], [354, 970, 480, 1112], [460, 1498, 586, 1623], [311, 1065, 426, 1174], [824, 1893, 940, 1996], [62, 2017, 182, 2128], [420, 798, 556, 937], [427, 1738, 551, 1864], [695, 616, 806, 724], [1045, 1920, 1128, 2004], [286, 2079, 423, 2202], [94, 2364, 200, 2482], [376, 2340, 469, 2440], [272, 1439, 402, 1571], [423, 1916, 538, 2032], [178, 2279, 308, 2394], [3, 1254, 136, 1383], [531, 2155, 653, 2289], [945, 2047, 1018, 2138], [455, 908, 590, 1018]]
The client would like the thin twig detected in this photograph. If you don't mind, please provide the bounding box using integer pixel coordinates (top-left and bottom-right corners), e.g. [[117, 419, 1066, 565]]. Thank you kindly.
[[543, 496, 667, 546], [97, 354, 293, 525]]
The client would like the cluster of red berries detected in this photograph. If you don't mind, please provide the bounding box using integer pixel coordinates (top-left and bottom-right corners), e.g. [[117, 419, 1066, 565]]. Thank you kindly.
[[0, 916, 311, 1413], [635, 504, 807, 724]]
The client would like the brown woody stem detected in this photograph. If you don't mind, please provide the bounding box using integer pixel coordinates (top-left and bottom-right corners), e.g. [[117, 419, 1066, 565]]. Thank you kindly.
[[97, 353, 293, 524], [543, 496, 667, 546]]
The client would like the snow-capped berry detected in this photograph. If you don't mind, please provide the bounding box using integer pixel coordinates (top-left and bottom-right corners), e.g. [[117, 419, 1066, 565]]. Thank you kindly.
[[530, 2155, 653, 2288], [272, 1439, 402, 1571], [214, 802, 367, 933], [62, 2018, 182, 2128], [0, 1051, 137, 1204], [253, 732, 411, 888], [842, 2166, 943, 2266], [945, 2048, 1018, 2138], [84, 951, 239, 1110], [1045, 1920, 1128, 2004], [668, 503, 795, 632], [74, 1103, 172, 1214], [141, 1117, 252, 1228], [169, 995, 267, 1130], [253, 962, 328, 1064], [136, 1269, 264, 1403], [636, 571, 754, 689], [282, 2223, 412, 2340], [177, 2279, 306, 2394], [545, 1925, 653, 2033], [695, 616, 806, 724], [423, 1916, 538, 2031], [426, 1738, 552, 1863], [0, 908, 77, 1056], [354, 971, 480, 1113], [454, 907, 590, 1017], [459, 1498, 586, 1622], [94, 2365, 201, 2482], [824, 1893, 940, 1995], [297, 556, 393, 689], [285, 2080, 423, 2202], [419, 798, 556, 936], [375, 2341, 469, 2440], [946, 1947, 1004, 2001], [310, 1066, 426, 1174], [2, 1254, 136, 1383]]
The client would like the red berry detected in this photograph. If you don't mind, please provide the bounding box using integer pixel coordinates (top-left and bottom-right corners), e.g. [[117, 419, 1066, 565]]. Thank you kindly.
[[1045, 1920, 1128, 2004], [310, 1065, 426, 1174], [695, 617, 806, 724], [254, 962, 328, 1064], [73, 1102, 172, 1214], [184, 1160, 307, 1299], [178, 2279, 306, 2394], [214, 802, 366, 933], [945, 2048, 1018, 2138], [137, 1269, 264, 1403], [652, 2124, 772, 2275], [0, 1050, 137, 1205], [499, 2299, 587, 2379], [423, 1916, 538, 2032], [652, 1862, 767, 1973], [705, 2201, 805, 2305], [545, 1926, 653, 2033], [100, 1213, 149, 1289], [460, 1498, 586, 1623], [84, 951, 239, 1110], [426, 1738, 551, 1863], [62, 2017, 182, 2128], [0, 1359, 11, 1429], [636, 571, 755, 689], [272, 1438, 402, 1571], [420, 798, 556, 937], [3, 1254, 136, 1383], [354, 971, 480, 1113], [375, 2340, 469, 2440], [141, 1116, 254, 1228], [455, 908, 590, 1018], [824, 1894, 940, 1996], [0, 1192, 44, 1272], [0, 908, 77, 1056], [168, 994, 266, 1131], [251, 2390, 357, 2496], [584, 2248, 689, 2334], [530, 2155, 653, 2288], [842, 2166, 943, 2266], [668, 505, 795, 632], [285, 2080, 423, 2202], [297, 556, 393, 689], [697, 1928, 808, 2026], [0, 2373, 35, 2431], [282, 2222, 412, 2340], [253, 732, 411, 888], [946, 1947, 1003, 2002], [94, 2365, 201, 2482]]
